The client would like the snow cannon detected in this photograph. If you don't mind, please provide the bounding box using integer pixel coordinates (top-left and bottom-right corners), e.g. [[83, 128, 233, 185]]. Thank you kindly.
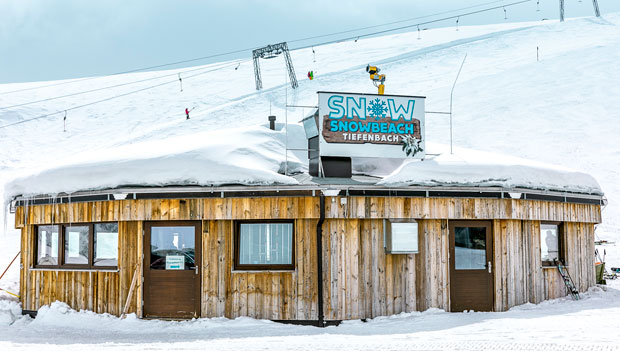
[[366, 65, 386, 95]]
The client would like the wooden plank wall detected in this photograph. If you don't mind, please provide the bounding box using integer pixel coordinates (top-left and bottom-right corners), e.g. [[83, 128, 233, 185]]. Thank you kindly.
[[493, 220, 596, 311], [201, 219, 318, 320], [15, 196, 599, 319], [14, 197, 600, 228], [321, 218, 448, 320], [19, 221, 142, 315]]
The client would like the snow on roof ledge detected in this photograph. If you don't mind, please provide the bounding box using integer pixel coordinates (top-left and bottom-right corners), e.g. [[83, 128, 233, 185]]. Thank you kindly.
[[378, 144, 603, 196], [4, 125, 303, 201]]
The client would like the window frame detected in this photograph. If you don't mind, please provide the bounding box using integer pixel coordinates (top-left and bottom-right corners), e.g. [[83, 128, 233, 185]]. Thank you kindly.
[[384, 219, 420, 254], [34, 222, 119, 270], [92, 222, 121, 269], [34, 225, 61, 268], [233, 220, 295, 271], [540, 221, 564, 267]]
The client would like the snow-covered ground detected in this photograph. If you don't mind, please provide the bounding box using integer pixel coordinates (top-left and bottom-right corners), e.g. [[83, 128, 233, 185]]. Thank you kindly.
[[1, 12, 620, 349], [1, 282, 620, 350]]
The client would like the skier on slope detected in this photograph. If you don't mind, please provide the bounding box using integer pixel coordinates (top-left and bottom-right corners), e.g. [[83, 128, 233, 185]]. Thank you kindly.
[[185, 108, 190, 120]]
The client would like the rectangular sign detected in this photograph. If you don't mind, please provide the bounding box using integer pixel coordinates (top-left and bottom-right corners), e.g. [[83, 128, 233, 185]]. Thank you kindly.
[[318, 91, 425, 159], [165, 255, 185, 270]]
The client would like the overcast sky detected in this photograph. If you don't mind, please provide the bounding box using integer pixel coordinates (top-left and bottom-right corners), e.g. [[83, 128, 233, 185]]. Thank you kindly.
[[1, 0, 618, 83]]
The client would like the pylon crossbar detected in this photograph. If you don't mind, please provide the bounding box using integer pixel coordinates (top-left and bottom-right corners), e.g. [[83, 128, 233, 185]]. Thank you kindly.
[[252, 42, 298, 90]]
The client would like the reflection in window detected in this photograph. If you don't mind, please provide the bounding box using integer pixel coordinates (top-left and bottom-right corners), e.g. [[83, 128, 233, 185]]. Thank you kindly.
[[64, 225, 89, 265], [37, 225, 59, 265], [238, 223, 293, 266], [541, 224, 560, 264], [454, 227, 486, 270], [150, 226, 195, 270], [386, 222, 418, 253], [94, 223, 118, 266]]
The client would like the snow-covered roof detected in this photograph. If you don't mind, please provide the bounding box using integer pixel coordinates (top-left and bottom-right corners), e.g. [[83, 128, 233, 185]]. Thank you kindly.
[[4, 126, 603, 200], [4, 125, 305, 200], [377, 144, 603, 195]]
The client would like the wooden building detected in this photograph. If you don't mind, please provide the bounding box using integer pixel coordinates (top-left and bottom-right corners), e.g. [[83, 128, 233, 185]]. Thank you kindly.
[[8, 91, 604, 324], [12, 183, 603, 324]]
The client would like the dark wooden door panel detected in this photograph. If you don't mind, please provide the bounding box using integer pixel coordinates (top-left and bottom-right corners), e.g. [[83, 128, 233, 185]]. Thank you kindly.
[[449, 221, 494, 312], [144, 221, 201, 319]]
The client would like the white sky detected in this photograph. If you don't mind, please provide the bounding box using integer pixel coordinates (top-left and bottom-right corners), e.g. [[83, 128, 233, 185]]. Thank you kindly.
[[1, 0, 618, 83]]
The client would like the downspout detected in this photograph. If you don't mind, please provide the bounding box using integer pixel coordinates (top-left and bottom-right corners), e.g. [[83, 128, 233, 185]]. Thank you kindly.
[[317, 194, 326, 327]]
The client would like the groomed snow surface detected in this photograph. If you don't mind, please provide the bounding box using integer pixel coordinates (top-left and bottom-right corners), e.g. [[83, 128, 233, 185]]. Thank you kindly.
[[1, 11, 620, 350], [1, 282, 620, 350]]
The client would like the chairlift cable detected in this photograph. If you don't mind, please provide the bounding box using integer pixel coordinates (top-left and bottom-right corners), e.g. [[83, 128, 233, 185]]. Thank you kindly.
[[0, 0, 521, 96], [0, 0, 533, 128], [292, 0, 531, 51], [0, 62, 238, 129], [286, 0, 514, 44], [0, 61, 239, 110]]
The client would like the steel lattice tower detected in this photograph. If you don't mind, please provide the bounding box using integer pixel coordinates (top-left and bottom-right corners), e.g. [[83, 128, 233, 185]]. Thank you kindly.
[[252, 42, 298, 90], [592, 0, 601, 17], [560, 0, 601, 22]]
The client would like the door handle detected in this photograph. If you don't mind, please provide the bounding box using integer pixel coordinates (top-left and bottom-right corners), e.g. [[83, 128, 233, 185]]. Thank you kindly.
[[488, 261, 492, 273], [195, 266, 198, 275]]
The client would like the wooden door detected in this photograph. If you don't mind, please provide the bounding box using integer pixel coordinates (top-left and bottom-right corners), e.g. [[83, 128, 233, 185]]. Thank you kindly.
[[144, 221, 201, 318], [449, 221, 494, 312]]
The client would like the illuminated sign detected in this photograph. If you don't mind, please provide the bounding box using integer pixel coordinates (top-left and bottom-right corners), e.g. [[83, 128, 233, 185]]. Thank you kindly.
[[318, 91, 425, 159]]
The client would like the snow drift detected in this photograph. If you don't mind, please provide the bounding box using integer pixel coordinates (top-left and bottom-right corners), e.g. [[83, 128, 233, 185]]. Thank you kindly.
[[379, 144, 602, 194], [4, 125, 305, 199]]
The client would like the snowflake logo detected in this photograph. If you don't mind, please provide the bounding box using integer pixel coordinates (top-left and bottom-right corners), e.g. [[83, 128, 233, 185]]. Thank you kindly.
[[367, 98, 388, 120]]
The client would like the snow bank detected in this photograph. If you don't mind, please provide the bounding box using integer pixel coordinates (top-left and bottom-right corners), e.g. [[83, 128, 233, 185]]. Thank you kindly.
[[0, 299, 22, 326], [4, 125, 304, 199], [379, 144, 602, 195], [1, 284, 620, 349]]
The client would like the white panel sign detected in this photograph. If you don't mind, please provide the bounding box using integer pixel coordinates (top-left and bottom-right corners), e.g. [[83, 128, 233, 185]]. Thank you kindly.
[[318, 91, 425, 158], [165, 255, 185, 270]]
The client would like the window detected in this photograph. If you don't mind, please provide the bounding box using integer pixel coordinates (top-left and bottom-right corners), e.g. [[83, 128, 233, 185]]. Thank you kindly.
[[37, 225, 59, 266], [149, 226, 195, 270], [541, 223, 562, 266], [384, 219, 418, 254], [94, 223, 120, 267], [34, 223, 118, 269], [64, 225, 89, 265], [235, 222, 294, 270]]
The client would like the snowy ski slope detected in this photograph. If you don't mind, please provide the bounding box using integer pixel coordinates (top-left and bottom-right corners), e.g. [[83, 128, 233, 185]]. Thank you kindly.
[[2, 15, 618, 238], [1, 13, 620, 349]]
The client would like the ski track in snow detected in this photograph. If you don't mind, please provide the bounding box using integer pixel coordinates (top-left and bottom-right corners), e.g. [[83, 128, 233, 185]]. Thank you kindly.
[[1, 14, 620, 349]]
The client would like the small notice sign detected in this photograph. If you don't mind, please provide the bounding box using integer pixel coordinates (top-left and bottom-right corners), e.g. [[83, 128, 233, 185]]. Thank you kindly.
[[165, 255, 185, 270]]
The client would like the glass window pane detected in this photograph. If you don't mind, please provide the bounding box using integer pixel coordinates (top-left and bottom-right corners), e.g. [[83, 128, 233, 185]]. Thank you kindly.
[[37, 226, 58, 265], [94, 223, 118, 266], [239, 223, 293, 266], [455, 227, 487, 270], [150, 226, 195, 270], [541, 224, 559, 262], [64, 225, 89, 265], [390, 222, 418, 253]]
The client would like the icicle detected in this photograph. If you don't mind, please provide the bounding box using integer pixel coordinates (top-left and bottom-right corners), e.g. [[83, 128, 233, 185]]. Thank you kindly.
[[456, 16, 460, 31], [178, 73, 183, 92], [417, 25, 421, 40], [24, 196, 30, 232], [2, 199, 9, 240], [312, 46, 316, 63], [68, 194, 72, 228], [537, 0, 540, 12], [63, 110, 67, 132], [504, 6, 508, 20]]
